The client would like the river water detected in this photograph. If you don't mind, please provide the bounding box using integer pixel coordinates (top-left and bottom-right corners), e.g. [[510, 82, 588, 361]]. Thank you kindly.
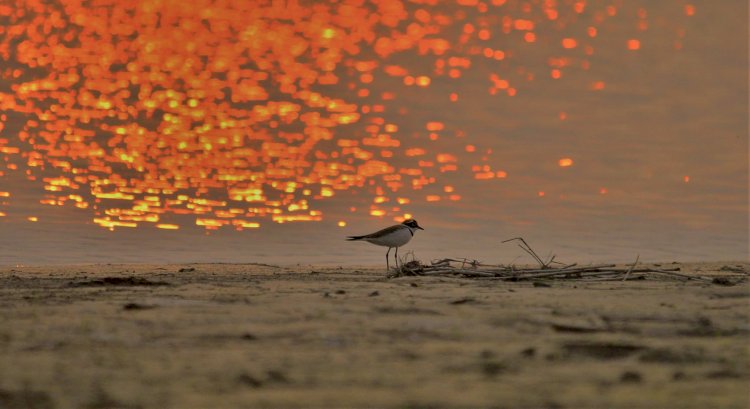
[[0, 1, 747, 266]]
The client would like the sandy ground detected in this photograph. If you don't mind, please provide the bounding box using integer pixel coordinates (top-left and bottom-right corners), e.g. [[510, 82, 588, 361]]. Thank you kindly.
[[0, 261, 748, 409]]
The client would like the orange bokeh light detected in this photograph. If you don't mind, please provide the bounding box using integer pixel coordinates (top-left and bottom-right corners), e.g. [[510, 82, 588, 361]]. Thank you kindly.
[[562, 38, 577, 49], [0, 0, 691, 229], [627, 39, 641, 50]]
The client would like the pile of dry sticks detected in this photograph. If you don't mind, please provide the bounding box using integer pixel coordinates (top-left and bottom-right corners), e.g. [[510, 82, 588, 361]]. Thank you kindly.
[[393, 238, 735, 285]]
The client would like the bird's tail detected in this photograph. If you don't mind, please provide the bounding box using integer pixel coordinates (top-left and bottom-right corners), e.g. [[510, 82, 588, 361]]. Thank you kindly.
[[346, 235, 365, 241]]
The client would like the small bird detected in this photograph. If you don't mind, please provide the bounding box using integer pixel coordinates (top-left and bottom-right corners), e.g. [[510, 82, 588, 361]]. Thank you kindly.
[[347, 219, 424, 271]]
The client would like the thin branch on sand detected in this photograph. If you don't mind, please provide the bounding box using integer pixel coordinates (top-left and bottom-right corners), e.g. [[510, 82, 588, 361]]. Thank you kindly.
[[502, 237, 548, 268], [390, 237, 735, 285], [501, 237, 564, 269], [622, 254, 639, 281]]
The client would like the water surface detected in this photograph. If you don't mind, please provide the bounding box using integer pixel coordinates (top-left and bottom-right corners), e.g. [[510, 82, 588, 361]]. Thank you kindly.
[[0, 1, 747, 265]]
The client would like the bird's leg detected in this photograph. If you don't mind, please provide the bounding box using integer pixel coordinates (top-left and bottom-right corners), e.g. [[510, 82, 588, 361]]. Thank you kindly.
[[385, 247, 391, 271], [394, 247, 399, 271]]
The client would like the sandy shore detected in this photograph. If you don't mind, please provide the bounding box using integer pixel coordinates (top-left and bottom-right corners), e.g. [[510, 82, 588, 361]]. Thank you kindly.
[[0, 261, 748, 408]]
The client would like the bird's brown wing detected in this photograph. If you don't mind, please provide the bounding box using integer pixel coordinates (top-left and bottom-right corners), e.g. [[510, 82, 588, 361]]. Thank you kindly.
[[360, 224, 403, 239]]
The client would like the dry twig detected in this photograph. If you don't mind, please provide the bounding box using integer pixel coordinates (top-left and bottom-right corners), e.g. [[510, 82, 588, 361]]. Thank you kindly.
[[391, 237, 728, 284], [622, 254, 640, 281]]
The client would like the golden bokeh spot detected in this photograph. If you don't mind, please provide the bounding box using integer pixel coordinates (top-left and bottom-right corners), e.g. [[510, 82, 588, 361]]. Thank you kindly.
[[0, 0, 690, 229]]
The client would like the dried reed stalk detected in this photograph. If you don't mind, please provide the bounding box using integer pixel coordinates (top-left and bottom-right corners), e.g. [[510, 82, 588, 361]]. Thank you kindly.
[[392, 238, 721, 284]]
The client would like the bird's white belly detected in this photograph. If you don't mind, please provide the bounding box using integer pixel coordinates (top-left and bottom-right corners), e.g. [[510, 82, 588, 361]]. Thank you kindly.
[[366, 228, 412, 247]]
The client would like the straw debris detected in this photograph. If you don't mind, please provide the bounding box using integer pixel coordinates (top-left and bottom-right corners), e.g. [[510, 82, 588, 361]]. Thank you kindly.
[[389, 238, 744, 285]]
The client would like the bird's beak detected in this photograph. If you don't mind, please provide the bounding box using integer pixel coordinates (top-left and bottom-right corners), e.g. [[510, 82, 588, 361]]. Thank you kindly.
[[417, 225, 424, 230]]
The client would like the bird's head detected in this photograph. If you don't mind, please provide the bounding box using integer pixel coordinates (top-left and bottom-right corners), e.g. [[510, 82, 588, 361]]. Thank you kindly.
[[402, 218, 424, 231]]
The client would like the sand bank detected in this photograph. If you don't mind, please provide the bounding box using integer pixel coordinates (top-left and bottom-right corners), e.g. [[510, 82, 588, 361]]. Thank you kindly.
[[0, 262, 748, 408]]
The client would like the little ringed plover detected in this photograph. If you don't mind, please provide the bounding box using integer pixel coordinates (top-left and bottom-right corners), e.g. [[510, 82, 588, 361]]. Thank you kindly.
[[347, 219, 424, 270]]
